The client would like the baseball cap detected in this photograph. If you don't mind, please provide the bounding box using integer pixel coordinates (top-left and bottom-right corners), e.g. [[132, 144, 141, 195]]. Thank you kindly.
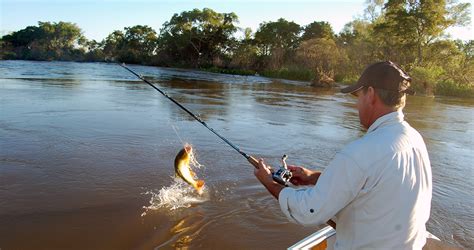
[[341, 61, 414, 95]]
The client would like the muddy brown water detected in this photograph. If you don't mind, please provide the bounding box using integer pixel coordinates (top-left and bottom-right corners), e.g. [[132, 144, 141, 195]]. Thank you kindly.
[[1, 61, 473, 249]]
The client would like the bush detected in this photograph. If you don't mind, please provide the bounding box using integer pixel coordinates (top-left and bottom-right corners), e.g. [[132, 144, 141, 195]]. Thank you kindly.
[[337, 74, 359, 84], [203, 66, 257, 76], [410, 66, 444, 95], [436, 80, 474, 98], [260, 67, 314, 81], [1, 51, 17, 60], [410, 65, 474, 97]]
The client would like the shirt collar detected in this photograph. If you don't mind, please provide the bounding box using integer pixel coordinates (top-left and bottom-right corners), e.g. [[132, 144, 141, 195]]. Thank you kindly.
[[367, 110, 404, 133]]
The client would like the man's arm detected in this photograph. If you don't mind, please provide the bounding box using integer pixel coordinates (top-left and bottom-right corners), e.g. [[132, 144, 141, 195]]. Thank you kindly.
[[288, 165, 321, 186], [254, 159, 336, 228], [281, 165, 336, 228], [254, 160, 323, 198]]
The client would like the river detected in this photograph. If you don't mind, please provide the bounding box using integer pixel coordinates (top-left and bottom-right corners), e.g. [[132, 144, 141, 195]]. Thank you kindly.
[[0, 60, 472, 249]]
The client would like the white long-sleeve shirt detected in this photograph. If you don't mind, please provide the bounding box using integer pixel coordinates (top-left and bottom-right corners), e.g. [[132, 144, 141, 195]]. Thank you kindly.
[[279, 111, 432, 249]]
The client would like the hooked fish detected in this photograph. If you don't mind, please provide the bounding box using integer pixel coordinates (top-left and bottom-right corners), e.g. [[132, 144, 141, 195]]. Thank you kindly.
[[174, 144, 205, 195]]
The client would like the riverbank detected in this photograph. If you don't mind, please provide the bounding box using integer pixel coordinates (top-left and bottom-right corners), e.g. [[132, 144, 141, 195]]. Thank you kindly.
[[2, 59, 472, 98], [201, 65, 474, 98]]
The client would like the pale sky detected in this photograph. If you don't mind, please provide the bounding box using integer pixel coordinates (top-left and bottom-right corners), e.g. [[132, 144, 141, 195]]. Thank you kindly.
[[1, 0, 472, 41]]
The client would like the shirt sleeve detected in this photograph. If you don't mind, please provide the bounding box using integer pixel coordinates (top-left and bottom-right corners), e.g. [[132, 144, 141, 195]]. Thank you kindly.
[[278, 152, 366, 226]]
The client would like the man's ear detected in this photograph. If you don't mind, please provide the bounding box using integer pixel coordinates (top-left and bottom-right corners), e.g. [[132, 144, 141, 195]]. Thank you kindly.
[[367, 86, 377, 105]]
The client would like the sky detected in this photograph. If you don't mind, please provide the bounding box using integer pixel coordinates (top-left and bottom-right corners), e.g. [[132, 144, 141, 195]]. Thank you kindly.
[[1, 0, 472, 41]]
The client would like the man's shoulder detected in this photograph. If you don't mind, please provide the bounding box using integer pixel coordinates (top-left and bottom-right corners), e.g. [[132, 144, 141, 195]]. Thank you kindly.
[[337, 136, 374, 169], [340, 121, 426, 165], [341, 132, 379, 155], [339, 125, 402, 166]]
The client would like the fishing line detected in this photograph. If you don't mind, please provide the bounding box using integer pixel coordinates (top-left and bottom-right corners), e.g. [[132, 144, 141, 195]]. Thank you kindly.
[[170, 124, 203, 168], [119, 63, 259, 168], [171, 123, 185, 146]]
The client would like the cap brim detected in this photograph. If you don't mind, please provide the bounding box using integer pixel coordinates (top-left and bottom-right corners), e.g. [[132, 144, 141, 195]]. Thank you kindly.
[[341, 84, 363, 94]]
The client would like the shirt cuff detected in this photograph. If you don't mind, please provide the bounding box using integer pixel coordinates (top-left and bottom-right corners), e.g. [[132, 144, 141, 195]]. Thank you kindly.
[[278, 187, 297, 223]]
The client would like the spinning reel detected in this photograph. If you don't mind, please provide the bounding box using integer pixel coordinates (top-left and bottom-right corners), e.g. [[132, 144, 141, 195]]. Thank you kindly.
[[272, 154, 293, 186]]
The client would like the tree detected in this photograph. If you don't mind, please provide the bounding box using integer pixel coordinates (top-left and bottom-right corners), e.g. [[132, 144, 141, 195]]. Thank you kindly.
[[122, 25, 158, 64], [364, 0, 385, 21], [0, 21, 86, 60], [301, 21, 334, 41], [296, 38, 345, 85], [373, 0, 471, 66], [103, 30, 125, 61], [102, 26, 158, 64], [157, 8, 239, 67], [427, 40, 474, 86], [336, 20, 380, 82], [254, 18, 301, 69], [230, 28, 259, 69], [37, 21, 86, 60], [83, 39, 105, 62]]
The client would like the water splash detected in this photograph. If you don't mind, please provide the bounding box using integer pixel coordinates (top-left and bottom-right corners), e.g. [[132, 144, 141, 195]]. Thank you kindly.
[[142, 143, 207, 216], [142, 179, 209, 216], [188, 145, 204, 170]]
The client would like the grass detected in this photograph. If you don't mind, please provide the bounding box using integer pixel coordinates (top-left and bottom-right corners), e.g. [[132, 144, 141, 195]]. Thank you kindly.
[[259, 68, 314, 81]]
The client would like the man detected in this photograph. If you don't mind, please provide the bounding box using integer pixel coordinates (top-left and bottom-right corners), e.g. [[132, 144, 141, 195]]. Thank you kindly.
[[254, 61, 432, 249]]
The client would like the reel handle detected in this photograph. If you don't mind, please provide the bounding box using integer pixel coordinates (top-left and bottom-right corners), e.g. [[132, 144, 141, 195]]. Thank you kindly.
[[249, 154, 292, 186]]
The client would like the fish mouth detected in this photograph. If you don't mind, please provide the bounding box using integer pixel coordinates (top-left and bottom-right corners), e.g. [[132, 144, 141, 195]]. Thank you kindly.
[[184, 144, 193, 154]]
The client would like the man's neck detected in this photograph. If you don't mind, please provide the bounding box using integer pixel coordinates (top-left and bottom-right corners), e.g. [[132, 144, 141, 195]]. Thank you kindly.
[[366, 107, 397, 129]]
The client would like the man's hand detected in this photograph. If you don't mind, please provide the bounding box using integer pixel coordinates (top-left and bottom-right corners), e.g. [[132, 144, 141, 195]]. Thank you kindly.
[[254, 159, 284, 199], [254, 159, 273, 183], [288, 165, 321, 186]]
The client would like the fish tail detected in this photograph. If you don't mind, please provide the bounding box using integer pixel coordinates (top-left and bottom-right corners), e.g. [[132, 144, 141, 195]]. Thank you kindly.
[[194, 180, 205, 195], [196, 180, 204, 188]]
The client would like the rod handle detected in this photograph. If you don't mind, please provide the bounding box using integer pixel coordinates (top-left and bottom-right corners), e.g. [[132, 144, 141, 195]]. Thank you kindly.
[[248, 155, 260, 169], [248, 155, 275, 172]]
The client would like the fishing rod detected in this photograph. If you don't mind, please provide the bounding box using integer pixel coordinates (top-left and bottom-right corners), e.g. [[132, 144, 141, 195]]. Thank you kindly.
[[119, 63, 292, 185]]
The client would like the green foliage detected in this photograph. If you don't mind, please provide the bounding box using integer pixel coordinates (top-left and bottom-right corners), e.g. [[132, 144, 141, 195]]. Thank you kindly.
[[301, 21, 334, 40], [255, 18, 301, 54], [296, 38, 345, 83], [1, 21, 85, 61], [447, 0, 472, 26], [230, 32, 259, 70], [123, 25, 158, 64], [203, 66, 256, 76], [336, 20, 379, 81], [372, 0, 470, 66], [157, 8, 238, 67], [405, 38, 474, 97], [254, 18, 301, 69], [1, 5, 472, 98], [102, 26, 158, 64], [436, 80, 474, 97], [410, 65, 445, 95], [260, 68, 314, 81], [102, 30, 124, 61]]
